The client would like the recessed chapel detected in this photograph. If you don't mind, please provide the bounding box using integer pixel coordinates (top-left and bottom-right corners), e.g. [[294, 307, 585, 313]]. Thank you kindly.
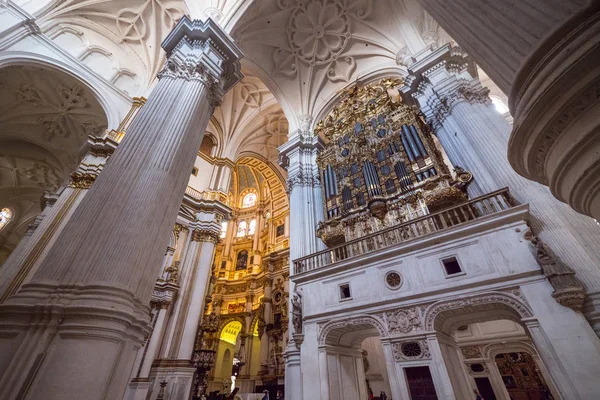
[[1, 1, 600, 399]]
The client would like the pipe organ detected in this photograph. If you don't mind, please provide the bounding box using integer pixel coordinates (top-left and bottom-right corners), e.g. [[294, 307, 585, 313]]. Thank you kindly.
[[315, 79, 472, 246]]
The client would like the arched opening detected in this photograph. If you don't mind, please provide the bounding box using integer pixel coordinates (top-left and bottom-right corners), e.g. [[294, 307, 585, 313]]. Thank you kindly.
[[214, 320, 243, 383], [427, 296, 559, 400], [319, 317, 392, 400], [0, 64, 107, 264], [199, 134, 217, 157]]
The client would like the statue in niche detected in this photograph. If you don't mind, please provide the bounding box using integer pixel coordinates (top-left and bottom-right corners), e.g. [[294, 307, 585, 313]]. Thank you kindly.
[[236, 250, 248, 270], [291, 291, 303, 334]]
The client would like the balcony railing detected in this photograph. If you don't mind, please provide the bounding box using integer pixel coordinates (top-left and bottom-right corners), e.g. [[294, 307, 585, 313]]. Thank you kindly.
[[184, 187, 233, 207], [293, 188, 516, 274]]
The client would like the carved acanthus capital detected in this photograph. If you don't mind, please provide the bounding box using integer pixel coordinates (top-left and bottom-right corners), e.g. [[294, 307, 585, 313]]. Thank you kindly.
[[159, 17, 243, 108], [191, 228, 220, 243], [286, 168, 321, 193]]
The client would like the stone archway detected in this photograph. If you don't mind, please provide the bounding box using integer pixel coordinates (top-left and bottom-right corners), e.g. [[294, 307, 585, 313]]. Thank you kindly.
[[318, 315, 393, 400], [0, 61, 108, 265]]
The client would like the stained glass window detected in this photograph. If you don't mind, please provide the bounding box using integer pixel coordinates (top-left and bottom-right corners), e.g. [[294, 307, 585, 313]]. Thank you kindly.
[[237, 221, 247, 237], [220, 221, 228, 238], [0, 208, 13, 231], [242, 192, 257, 208], [248, 219, 257, 235]]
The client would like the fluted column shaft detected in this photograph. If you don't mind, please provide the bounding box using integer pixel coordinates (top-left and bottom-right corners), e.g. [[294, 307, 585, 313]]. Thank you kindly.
[[416, 0, 588, 94], [177, 232, 219, 359], [140, 303, 170, 377], [278, 115, 325, 400], [0, 17, 241, 400]]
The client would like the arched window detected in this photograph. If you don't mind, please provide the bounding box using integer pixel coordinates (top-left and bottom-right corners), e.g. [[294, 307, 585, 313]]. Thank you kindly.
[[491, 96, 509, 114], [0, 208, 13, 231], [199, 134, 216, 157], [248, 219, 256, 235], [237, 221, 247, 237], [220, 221, 228, 238], [242, 192, 257, 208]]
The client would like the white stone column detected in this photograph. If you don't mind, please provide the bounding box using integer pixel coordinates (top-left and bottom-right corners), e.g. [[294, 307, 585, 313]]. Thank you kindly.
[[482, 358, 511, 400], [426, 334, 456, 400], [405, 47, 600, 334], [415, 0, 600, 220], [279, 115, 326, 400], [139, 302, 170, 378], [177, 227, 220, 360], [380, 341, 403, 400], [0, 17, 242, 400]]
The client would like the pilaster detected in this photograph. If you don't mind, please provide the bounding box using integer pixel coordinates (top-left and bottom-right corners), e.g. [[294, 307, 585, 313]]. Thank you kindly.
[[279, 114, 326, 400]]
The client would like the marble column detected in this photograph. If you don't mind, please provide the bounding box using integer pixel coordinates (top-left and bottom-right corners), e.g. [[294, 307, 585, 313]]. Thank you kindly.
[[177, 226, 220, 360], [404, 47, 600, 335], [259, 278, 273, 371], [415, 0, 600, 220], [279, 114, 326, 400], [0, 17, 242, 400], [139, 302, 170, 377]]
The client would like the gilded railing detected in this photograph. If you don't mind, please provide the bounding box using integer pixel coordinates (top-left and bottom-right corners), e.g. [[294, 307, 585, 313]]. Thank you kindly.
[[184, 187, 233, 207], [293, 188, 516, 274]]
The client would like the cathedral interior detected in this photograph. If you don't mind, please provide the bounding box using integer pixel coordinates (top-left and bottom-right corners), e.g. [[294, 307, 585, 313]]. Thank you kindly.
[[1, 1, 600, 400]]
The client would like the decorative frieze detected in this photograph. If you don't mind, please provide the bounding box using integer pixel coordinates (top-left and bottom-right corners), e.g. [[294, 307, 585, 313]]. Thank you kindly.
[[385, 306, 424, 334], [461, 345, 483, 359]]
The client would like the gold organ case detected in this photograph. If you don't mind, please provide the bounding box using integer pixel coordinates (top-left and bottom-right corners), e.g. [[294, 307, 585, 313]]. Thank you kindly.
[[315, 78, 472, 246]]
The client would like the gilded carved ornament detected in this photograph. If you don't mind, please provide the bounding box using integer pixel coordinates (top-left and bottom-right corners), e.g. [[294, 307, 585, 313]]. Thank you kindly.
[[68, 172, 97, 189]]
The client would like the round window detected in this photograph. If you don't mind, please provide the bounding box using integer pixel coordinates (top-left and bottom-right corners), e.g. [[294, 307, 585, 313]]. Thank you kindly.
[[385, 271, 402, 290], [470, 363, 485, 373], [401, 342, 422, 358]]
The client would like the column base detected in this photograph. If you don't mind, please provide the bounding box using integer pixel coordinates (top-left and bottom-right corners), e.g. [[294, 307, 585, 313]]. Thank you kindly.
[[147, 360, 196, 400], [124, 379, 153, 400], [284, 339, 302, 400], [582, 290, 600, 337], [509, 5, 600, 220], [0, 284, 149, 400]]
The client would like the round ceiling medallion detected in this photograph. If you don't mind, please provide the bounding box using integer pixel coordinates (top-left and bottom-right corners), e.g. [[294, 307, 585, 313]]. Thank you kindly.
[[288, 1, 350, 65], [385, 271, 402, 289]]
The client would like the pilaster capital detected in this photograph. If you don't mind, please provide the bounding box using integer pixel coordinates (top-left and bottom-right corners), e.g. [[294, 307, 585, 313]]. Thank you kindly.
[[191, 228, 220, 243], [158, 17, 243, 107], [400, 45, 490, 129]]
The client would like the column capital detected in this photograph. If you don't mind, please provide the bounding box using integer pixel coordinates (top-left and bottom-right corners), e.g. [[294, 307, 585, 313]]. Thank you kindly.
[[400, 45, 490, 129], [159, 16, 243, 103], [278, 118, 325, 193], [191, 228, 220, 244]]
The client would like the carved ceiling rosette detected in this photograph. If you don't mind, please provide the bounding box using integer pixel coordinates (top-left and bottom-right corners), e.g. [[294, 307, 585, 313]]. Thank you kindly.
[[235, 0, 402, 117]]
